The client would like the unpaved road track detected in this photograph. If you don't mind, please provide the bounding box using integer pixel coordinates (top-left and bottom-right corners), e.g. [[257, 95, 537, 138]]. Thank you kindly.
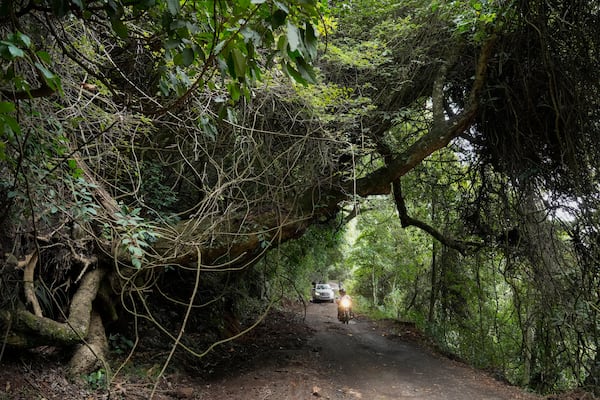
[[198, 302, 541, 400]]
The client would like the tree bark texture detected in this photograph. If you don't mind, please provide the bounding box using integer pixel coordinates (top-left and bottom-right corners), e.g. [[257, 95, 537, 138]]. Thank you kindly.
[[2, 268, 106, 348], [68, 311, 109, 378]]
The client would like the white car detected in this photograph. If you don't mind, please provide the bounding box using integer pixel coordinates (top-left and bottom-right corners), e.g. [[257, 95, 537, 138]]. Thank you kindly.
[[311, 283, 335, 303]]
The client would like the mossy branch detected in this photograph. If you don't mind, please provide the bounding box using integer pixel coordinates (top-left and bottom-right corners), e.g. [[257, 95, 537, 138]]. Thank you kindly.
[[3, 268, 106, 347]]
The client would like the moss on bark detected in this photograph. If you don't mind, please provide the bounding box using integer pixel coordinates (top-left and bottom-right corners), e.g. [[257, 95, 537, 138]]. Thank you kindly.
[[3, 268, 106, 347]]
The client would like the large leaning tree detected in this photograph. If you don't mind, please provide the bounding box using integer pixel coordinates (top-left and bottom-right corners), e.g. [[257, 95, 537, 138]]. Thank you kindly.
[[1, 0, 599, 383]]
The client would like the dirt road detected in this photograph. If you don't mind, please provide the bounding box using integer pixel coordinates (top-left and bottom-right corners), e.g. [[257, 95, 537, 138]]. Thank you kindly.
[[198, 302, 541, 400]]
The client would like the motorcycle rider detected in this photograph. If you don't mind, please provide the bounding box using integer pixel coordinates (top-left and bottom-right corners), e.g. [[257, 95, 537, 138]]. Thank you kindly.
[[337, 288, 353, 320]]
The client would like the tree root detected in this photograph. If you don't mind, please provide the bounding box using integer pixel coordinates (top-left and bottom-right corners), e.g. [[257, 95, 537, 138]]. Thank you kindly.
[[69, 311, 109, 378], [1, 267, 107, 348], [1, 267, 110, 375]]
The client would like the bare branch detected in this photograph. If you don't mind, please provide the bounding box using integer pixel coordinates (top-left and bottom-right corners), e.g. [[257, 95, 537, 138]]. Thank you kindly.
[[20, 251, 43, 317], [392, 179, 481, 256]]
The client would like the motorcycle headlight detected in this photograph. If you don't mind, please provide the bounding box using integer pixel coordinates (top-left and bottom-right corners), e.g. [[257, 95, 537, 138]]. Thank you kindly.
[[340, 298, 351, 308]]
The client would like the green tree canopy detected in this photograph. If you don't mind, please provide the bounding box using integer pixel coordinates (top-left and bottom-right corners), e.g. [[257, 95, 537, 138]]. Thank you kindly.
[[1, 0, 600, 393]]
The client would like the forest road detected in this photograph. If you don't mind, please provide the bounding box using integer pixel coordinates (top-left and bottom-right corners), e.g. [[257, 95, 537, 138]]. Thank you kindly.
[[198, 302, 541, 400]]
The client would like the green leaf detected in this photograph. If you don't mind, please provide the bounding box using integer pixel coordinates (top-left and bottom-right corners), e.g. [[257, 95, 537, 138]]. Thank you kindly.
[[36, 51, 52, 64], [131, 257, 142, 269], [286, 21, 301, 53], [170, 19, 186, 31], [181, 47, 194, 66], [276, 35, 287, 53], [111, 19, 129, 39], [85, 206, 97, 215], [0, 46, 9, 60], [274, 0, 289, 13], [304, 23, 317, 60], [7, 45, 24, 58], [0, 102, 15, 113], [231, 47, 246, 78], [129, 246, 143, 257], [68, 158, 78, 170], [34, 62, 54, 80], [241, 27, 261, 46], [159, 78, 170, 96], [471, 1, 482, 11], [214, 40, 227, 55], [295, 57, 316, 84], [34, 62, 62, 92], [236, 0, 251, 10], [226, 53, 236, 78], [284, 62, 307, 85], [226, 107, 237, 124], [271, 9, 287, 29], [3, 115, 21, 135], [173, 52, 184, 66], [16, 32, 31, 48], [232, 0, 250, 10], [166, 0, 180, 16], [192, 44, 205, 61], [165, 38, 180, 49], [227, 81, 241, 101], [199, 116, 218, 140]]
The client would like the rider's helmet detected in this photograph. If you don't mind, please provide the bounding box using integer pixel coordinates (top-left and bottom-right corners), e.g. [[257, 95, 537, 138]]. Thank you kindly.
[[339, 288, 346, 295]]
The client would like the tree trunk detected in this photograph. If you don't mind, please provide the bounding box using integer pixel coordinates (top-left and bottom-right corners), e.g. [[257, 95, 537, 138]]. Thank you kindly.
[[428, 199, 438, 323], [0, 268, 105, 348], [371, 259, 378, 306], [69, 311, 109, 378], [428, 240, 438, 324]]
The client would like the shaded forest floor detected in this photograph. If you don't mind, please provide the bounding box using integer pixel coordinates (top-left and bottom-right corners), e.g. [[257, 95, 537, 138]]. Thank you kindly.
[[0, 302, 595, 399]]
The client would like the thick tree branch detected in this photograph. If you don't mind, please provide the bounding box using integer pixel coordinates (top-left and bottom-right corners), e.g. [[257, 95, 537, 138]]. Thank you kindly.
[[392, 179, 480, 255], [0, 82, 55, 100], [2, 268, 106, 347], [150, 37, 498, 270], [354, 36, 497, 197]]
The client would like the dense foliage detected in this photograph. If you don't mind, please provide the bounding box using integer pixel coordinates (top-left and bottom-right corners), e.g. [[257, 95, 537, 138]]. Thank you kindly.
[[1, 0, 600, 396], [298, 0, 600, 394]]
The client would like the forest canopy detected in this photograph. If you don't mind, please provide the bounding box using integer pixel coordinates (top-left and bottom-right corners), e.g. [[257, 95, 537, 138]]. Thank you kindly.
[[1, 0, 600, 395]]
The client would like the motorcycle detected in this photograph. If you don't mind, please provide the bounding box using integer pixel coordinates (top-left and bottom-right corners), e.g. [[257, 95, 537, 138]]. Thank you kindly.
[[338, 296, 352, 324]]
